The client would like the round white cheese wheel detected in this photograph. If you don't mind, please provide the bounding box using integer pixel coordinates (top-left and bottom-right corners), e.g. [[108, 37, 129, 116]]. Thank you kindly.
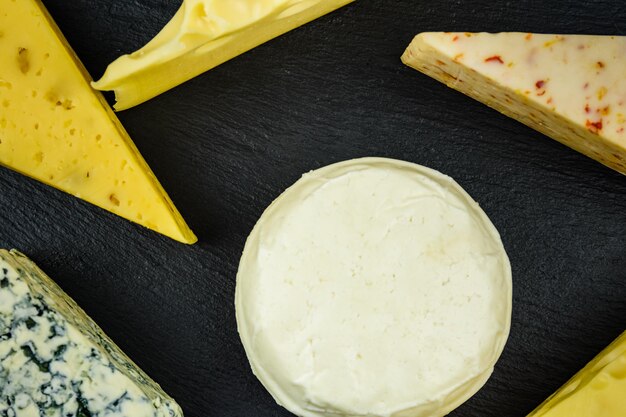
[[236, 157, 512, 417]]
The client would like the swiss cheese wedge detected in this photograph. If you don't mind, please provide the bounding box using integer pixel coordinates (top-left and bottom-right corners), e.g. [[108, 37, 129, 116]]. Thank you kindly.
[[402, 33, 626, 175], [0, 0, 196, 243], [92, 0, 354, 110], [528, 331, 626, 417]]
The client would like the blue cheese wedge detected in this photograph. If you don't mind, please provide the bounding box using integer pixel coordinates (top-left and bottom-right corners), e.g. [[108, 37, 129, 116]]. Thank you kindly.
[[0, 249, 183, 417], [402, 33, 626, 175]]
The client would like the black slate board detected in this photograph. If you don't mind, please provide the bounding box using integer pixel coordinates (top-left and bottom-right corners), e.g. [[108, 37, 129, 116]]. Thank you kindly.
[[1, 1, 626, 416]]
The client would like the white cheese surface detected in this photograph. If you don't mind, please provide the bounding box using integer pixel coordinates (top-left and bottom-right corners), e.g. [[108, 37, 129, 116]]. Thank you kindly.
[[236, 158, 512, 417]]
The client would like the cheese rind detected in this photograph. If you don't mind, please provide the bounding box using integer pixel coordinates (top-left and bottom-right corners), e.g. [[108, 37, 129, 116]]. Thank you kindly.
[[236, 157, 512, 417], [0, 249, 183, 417], [0, 0, 196, 243], [402, 33, 626, 175], [527, 331, 626, 417], [92, 0, 354, 110]]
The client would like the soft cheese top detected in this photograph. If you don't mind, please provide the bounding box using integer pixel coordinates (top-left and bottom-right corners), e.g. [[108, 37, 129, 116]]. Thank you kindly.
[[236, 158, 512, 417], [418, 33, 626, 141]]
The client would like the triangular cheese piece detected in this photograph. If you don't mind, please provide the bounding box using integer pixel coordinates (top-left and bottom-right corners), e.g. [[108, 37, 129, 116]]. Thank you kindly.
[[92, 0, 354, 110], [402, 33, 626, 175], [527, 331, 626, 417], [0, 0, 197, 243]]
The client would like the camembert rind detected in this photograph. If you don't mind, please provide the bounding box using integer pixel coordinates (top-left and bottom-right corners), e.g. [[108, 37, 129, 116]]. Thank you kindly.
[[528, 331, 626, 417], [0, 250, 183, 417], [236, 158, 512, 417], [93, 0, 355, 110], [0, 0, 196, 243], [402, 33, 626, 175]]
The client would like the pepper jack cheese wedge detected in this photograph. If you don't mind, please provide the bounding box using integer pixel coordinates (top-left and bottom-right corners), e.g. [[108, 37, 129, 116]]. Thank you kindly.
[[402, 33, 626, 175], [92, 0, 354, 110], [236, 158, 512, 417], [0, 0, 196, 244], [528, 331, 626, 416], [0, 250, 183, 417]]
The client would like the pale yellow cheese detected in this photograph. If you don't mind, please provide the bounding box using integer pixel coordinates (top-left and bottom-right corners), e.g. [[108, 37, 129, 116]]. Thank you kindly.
[[528, 331, 626, 417], [237, 158, 512, 417], [402, 33, 626, 175], [92, 0, 354, 110], [0, 0, 196, 244]]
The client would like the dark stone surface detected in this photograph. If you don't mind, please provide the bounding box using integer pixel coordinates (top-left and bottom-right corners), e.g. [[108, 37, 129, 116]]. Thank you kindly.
[[1, 0, 625, 416]]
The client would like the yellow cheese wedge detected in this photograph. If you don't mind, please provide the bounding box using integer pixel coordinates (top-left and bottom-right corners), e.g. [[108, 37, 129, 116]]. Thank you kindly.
[[528, 331, 626, 416], [402, 33, 626, 175], [92, 0, 354, 110], [0, 0, 197, 244]]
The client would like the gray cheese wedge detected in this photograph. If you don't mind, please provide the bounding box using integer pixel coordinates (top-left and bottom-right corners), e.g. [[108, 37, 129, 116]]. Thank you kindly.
[[0, 249, 183, 417], [402, 33, 626, 175]]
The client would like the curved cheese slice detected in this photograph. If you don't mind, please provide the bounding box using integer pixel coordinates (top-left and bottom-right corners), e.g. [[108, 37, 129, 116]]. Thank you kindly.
[[402, 33, 626, 175], [0, 0, 196, 243], [92, 0, 354, 110], [236, 158, 512, 417]]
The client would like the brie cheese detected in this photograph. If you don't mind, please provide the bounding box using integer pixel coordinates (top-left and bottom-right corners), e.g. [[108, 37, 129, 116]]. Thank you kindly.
[[236, 158, 512, 417]]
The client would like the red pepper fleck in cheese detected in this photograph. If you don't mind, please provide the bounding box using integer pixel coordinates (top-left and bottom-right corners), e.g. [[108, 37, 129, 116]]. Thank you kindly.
[[484, 55, 504, 64], [402, 33, 626, 175]]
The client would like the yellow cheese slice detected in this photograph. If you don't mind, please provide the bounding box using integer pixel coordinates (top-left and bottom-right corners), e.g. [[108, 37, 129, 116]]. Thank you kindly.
[[0, 0, 197, 244], [92, 0, 354, 110], [402, 33, 626, 175], [528, 331, 626, 416]]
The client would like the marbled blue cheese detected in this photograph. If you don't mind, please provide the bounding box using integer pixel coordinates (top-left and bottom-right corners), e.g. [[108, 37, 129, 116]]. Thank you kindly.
[[0, 249, 183, 417]]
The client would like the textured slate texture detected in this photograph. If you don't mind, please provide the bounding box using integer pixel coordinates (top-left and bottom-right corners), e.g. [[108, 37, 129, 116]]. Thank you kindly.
[[1, 1, 625, 416]]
